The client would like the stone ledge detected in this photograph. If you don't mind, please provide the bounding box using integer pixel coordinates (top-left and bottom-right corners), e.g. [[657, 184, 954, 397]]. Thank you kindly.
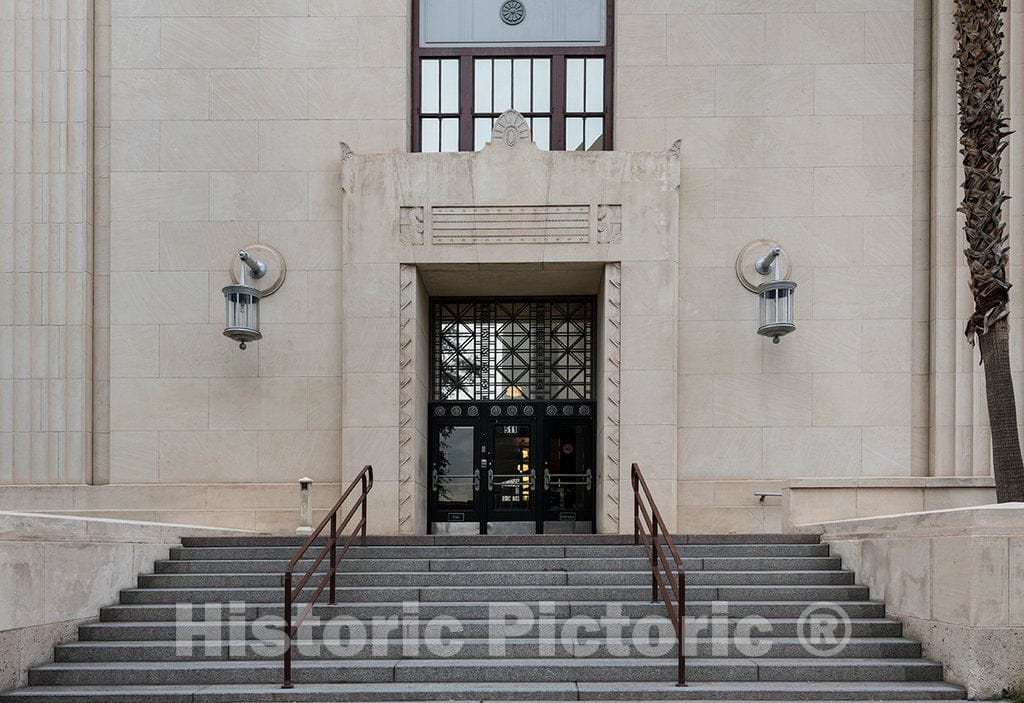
[[0, 484, 351, 533], [787, 477, 996, 489], [0, 511, 255, 544], [797, 502, 1024, 538]]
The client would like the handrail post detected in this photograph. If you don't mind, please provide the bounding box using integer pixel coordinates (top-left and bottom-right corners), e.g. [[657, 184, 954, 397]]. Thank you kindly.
[[650, 514, 658, 603], [329, 513, 337, 605], [282, 570, 293, 689], [361, 473, 368, 546], [632, 465, 640, 545], [677, 566, 686, 686]]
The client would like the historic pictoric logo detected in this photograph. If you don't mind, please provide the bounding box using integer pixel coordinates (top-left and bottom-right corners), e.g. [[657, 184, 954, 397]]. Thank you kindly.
[[500, 0, 525, 25]]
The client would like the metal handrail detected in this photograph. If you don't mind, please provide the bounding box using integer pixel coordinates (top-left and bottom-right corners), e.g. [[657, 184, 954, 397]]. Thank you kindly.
[[631, 462, 686, 686], [281, 464, 373, 688]]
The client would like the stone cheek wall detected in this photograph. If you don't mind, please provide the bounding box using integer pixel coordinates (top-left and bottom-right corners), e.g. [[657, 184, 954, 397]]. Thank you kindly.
[[0, 512, 249, 692], [800, 505, 1024, 698]]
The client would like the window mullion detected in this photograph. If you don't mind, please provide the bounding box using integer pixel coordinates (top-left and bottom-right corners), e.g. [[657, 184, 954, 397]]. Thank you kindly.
[[459, 56, 473, 152], [551, 55, 567, 151]]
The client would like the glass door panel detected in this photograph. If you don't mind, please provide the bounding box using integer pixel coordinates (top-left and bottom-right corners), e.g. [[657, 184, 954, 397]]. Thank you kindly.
[[429, 423, 481, 532], [485, 421, 536, 532], [488, 423, 533, 512], [542, 421, 595, 529]]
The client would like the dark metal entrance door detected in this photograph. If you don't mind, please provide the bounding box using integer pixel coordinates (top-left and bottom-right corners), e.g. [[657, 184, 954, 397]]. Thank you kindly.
[[542, 419, 596, 533], [428, 403, 596, 534], [428, 422, 481, 533], [484, 421, 537, 533], [429, 417, 538, 535]]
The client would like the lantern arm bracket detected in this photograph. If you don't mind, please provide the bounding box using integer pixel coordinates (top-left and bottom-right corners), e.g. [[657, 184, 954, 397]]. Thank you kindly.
[[754, 246, 782, 276], [238, 250, 267, 279]]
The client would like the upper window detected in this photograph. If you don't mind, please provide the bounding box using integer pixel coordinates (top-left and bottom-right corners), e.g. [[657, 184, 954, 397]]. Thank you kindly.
[[413, 1, 614, 153]]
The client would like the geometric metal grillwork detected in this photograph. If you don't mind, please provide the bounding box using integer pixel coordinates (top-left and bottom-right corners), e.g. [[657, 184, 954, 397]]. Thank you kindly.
[[547, 300, 592, 400], [435, 302, 481, 401], [432, 298, 594, 401]]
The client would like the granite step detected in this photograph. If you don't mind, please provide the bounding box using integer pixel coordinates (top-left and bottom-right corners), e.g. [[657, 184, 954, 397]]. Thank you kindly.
[[76, 618, 906, 642], [179, 533, 823, 548], [53, 637, 923, 662], [98, 600, 890, 622], [26, 657, 946, 686], [136, 569, 855, 589], [152, 556, 844, 573], [0, 682, 967, 703], [117, 584, 870, 605], [168, 544, 832, 561]]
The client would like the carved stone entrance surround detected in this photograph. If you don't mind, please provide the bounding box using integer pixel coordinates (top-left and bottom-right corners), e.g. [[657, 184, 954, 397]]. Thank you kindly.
[[340, 112, 680, 534]]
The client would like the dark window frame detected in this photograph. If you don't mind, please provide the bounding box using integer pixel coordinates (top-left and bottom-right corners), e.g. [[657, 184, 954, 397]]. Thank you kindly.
[[411, 0, 615, 152], [470, 57, 554, 151], [418, 58, 462, 152]]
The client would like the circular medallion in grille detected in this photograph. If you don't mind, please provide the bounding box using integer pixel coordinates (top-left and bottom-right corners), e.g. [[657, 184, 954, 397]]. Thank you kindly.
[[500, 0, 525, 25]]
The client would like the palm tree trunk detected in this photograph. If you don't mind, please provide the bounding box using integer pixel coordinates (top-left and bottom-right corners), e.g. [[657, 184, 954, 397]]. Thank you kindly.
[[955, 0, 1024, 502], [978, 318, 1024, 502]]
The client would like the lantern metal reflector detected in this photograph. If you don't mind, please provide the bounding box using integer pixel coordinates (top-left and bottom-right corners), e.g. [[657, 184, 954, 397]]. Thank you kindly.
[[223, 250, 265, 350]]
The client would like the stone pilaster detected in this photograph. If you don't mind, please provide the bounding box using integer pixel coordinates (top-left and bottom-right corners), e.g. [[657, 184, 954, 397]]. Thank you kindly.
[[1, 1, 96, 484], [598, 262, 622, 533]]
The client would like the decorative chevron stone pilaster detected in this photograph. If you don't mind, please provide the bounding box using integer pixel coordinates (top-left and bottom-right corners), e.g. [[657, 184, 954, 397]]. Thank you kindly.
[[398, 265, 418, 534], [603, 262, 622, 533]]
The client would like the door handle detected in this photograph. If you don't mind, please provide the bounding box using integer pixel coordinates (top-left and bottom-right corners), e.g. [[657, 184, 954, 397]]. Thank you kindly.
[[544, 469, 592, 490], [488, 469, 534, 492], [432, 468, 482, 491]]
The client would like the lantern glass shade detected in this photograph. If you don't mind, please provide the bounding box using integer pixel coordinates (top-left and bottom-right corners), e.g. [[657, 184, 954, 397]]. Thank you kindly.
[[223, 283, 262, 349], [757, 279, 796, 342]]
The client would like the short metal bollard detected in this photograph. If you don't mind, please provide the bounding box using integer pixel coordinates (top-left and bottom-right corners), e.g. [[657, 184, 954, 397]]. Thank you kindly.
[[296, 477, 313, 535]]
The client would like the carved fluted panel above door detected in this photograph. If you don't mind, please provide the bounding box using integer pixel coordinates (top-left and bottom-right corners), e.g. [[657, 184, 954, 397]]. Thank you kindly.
[[398, 204, 622, 245]]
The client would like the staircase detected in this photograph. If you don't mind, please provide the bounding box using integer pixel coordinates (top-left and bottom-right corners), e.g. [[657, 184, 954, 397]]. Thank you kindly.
[[2, 534, 966, 702]]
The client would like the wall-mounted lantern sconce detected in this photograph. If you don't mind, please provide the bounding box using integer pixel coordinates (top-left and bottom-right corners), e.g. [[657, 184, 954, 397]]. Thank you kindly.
[[736, 241, 797, 344], [222, 244, 286, 350]]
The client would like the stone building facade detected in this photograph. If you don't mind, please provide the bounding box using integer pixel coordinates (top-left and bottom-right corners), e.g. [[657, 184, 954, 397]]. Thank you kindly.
[[0, 0, 1017, 533]]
